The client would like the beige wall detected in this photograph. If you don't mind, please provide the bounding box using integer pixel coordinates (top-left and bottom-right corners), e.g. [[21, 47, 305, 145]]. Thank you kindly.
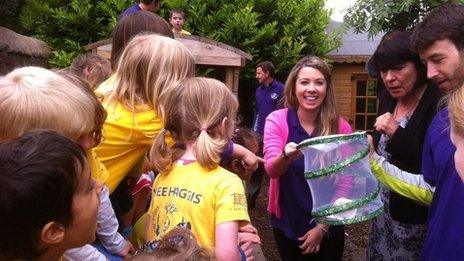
[[331, 62, 367, 127]]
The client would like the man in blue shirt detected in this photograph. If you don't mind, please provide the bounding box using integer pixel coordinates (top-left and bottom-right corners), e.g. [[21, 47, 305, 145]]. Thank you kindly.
[[249, 61, 284, 209], [253, 61, 284, 135], [119, 0, 162, 19], [412, 3, 464, 260]]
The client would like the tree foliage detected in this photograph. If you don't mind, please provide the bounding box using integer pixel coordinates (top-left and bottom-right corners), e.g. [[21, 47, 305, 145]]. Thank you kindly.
[[19, 0, 131, 67], [0, 0, 27, 32], [345, 0, 460, 38], [17, 0, 341, 124], [160, 0, 340, 79], [159, 0, 342, 124]]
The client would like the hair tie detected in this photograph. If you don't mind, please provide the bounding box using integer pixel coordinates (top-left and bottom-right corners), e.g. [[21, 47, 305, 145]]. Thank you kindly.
[[161, 128, 167, 133], [200, 126, 208, 132]]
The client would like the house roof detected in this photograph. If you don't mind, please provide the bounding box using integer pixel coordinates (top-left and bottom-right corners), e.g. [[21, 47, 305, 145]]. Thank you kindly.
[[0, 27, 51, 58], [327, 21, 383, 63], [85, 34, 252, 67]]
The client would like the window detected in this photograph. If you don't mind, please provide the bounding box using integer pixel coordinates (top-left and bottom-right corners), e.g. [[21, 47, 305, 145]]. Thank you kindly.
[[352, 75, 378, 132]]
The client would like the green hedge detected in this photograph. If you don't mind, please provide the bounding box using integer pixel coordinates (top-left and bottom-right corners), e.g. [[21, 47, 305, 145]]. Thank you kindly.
[[19, 0, 131, 67], [18, 0, 341, 125]]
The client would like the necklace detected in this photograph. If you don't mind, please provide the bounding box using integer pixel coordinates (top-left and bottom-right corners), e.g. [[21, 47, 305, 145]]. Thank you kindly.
[[393, 86, 426, 120]]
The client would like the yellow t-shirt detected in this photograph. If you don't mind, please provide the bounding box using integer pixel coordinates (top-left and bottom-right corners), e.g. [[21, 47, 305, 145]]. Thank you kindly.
[[87, 149, 109, 184], [93, 100, 162, 193], [147, 162, 250, 249], [173, 29, 191, 35]]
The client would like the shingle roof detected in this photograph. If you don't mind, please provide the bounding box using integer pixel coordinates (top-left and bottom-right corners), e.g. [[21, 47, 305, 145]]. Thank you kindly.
[[0, 27, 51, 58], [327, 21, 384, 63]]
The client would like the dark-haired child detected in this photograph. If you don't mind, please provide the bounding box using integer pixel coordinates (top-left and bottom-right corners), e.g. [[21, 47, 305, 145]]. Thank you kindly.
[[0, 130, 102, 261]]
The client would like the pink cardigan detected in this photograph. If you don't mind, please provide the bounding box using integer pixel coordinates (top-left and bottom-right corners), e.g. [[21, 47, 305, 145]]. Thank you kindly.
[[263, 108, 353, 218]]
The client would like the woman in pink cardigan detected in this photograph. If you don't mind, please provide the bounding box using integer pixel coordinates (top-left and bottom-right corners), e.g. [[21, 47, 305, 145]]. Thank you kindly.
[[263, 55, 352, 260]]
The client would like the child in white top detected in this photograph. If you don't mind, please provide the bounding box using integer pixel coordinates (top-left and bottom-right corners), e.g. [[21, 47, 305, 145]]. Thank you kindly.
[[0, 67, 133, 260]]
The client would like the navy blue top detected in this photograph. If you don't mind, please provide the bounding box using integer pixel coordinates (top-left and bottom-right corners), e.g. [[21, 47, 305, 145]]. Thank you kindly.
[[119, 4, 142, 20], [270, 109, 315, 240], [421, 108, 464, 260], [253, 80, 284, 135]]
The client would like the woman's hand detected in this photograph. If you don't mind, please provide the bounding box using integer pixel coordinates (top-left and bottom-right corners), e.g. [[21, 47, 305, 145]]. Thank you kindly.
[[239, 224, 261, 245], [284, 142, 301, 160], [297, 225, 328, 254], [374, 112, 399, 137]]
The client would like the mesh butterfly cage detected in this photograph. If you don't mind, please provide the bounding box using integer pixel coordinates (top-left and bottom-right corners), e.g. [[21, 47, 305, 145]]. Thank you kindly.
[[296, 132, 383, 225]]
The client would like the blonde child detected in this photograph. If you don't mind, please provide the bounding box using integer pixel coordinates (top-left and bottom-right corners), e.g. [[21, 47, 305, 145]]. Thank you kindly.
[[94, 34, 260, 212], [96, 10, 174, 98], [0, 67, 134, 260], [146, 77, 250, 260], [449, 86, 464, 180], [93, 33, 195, 194]]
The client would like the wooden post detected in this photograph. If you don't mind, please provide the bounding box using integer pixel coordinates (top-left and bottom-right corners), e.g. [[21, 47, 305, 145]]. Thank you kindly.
[[225, 67, 234, 91], [224, 67, 240, 95], [232, 67, 240, 95]]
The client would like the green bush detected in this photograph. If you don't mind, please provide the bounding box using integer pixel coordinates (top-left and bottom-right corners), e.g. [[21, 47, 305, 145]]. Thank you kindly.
[[0, 0, 27, 32], [160, 0, 341, 124], [160, 0, 340, 78], [346, 0, 450, 38], [19, 0, 131, 67], [18, 0, 341, 124]]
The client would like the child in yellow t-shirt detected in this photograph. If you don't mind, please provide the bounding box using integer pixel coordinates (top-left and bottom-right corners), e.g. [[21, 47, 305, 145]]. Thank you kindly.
[[169, 9, 191, 35], [93, 34, 196, 194], [146, 77, 250, 260], [94, 34, 261, 220], [0, 67, 133, 259]]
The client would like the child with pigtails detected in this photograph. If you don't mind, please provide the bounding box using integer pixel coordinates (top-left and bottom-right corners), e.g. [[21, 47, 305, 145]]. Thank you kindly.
[[146, 77, 252, 260]]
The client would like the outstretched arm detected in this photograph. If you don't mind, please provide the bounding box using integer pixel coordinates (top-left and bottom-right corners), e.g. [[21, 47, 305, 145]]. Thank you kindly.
[[370, 153, 434, 205]]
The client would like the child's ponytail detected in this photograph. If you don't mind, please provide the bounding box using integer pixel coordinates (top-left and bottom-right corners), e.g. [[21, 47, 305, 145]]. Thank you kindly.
[[194, 126, 227, 170], [150, 128, 182, 173], [155, 77, 238, 171]]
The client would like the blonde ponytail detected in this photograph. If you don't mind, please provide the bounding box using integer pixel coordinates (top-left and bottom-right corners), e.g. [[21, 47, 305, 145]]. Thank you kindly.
[[150, 128, 184, 173], [194, 128, 227, 170]]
